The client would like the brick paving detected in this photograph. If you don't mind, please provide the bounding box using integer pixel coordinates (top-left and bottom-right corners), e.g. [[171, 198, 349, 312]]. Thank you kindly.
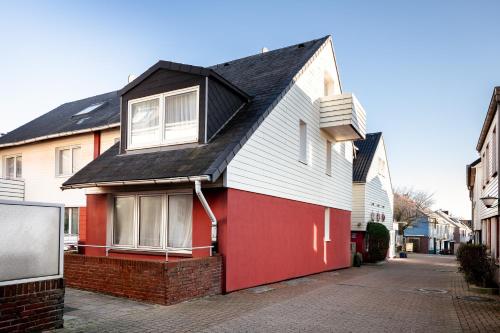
[[54, 254, 500, 333]]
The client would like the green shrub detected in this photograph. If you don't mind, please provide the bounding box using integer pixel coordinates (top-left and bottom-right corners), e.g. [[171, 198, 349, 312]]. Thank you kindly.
[[353, 252, 363, 267], [365, 222, 390, 263], [456, 244, 498, 288]]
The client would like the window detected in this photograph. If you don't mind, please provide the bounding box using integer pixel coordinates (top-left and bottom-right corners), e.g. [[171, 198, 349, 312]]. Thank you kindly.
[[299, 120, 308, 164], [3, 155, 22, 179], [378, 157, 386, 176], [74, 102, 105, 116], [56, 146, 81, 176], [485, 144, 490, 181], [326, 140, 332, 176], [112, 193, 193, 252], [64, 207, 79, 235], [128, 86, 199, 149], [324, 208, 331, 241], [493, 127, 497, 174]]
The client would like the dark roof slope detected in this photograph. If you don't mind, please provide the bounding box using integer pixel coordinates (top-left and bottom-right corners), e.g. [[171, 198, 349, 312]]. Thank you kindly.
[[63, 36, 330, 187], [0, 91, 120, 146], [353, 132, 382, 182]]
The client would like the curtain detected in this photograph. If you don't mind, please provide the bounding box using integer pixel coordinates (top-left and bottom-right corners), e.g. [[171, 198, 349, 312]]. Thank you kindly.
[[113, 197, 135, 245], [139, 196, 162, 247], [168, 195, 192, 249], [71, 208, 79, 235], [5, 157, 15, 178], [164, 91, 197, 144], [15, 156, 22, 178], [131, 98, 160, 146], [72, 147, 81, 173]]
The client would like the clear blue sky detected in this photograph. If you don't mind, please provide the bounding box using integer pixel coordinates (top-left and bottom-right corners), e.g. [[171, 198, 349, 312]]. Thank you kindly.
[[1, 0, 498, 218]]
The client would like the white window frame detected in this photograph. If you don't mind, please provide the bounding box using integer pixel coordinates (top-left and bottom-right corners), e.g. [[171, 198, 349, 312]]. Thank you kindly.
[[55, 145, 81, 177], [3, 154, 22, 179], [324, 207, 331, 242], [326, 140, 332, 176], [111, 191, 193, 254], [299, 120, 308, 164], [127, 86, 200, 150], [492, 127, 497, 175], [64, 207, 79, 236]]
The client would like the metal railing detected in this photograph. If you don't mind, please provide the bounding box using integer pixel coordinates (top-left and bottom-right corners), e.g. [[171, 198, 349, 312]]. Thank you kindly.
[[70, 244, 214, 262]]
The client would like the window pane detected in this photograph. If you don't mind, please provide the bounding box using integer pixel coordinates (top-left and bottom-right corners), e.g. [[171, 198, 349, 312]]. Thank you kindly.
[[58, 149, 71, 175], [5, 157, 15, 178], [164, 91, 198, 144], [299, 121, 307, 163], [139, 196, 162, 247], [15, 156, 22, 178], [130, 99, 160, 146], [168, 195, 192, 249], [72, 147, 81, 173], [71, 208, 79, 235], [113, 197, 135, 246], [64, 208, 70, 234]]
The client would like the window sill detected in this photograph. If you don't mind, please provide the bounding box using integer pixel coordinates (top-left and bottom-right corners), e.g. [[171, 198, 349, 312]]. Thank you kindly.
[[109, 248, 192, 257]]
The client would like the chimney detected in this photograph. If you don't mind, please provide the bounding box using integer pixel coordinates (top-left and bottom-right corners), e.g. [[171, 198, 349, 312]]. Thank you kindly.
[[261, 47, 269, 54], [128, 74, 137, 83]]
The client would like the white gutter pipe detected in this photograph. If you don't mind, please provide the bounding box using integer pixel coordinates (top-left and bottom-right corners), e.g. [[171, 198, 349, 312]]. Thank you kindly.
[[194, 180, 218, 245]]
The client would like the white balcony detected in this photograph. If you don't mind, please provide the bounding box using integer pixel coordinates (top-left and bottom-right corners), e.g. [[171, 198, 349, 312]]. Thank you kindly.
[[0, 178, 25, 201], [319, 93, 366, 141]]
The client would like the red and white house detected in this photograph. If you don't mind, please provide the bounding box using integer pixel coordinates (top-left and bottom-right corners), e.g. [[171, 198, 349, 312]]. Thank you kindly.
[[63, 36, 367, 293]]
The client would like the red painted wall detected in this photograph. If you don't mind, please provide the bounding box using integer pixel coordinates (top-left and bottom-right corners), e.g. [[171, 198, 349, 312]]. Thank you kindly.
[[222, 188, 351, 292], [78, 207, 87, 242], [81, 194, 107, 256], [93, 131, 101, 159], [351, 231, 366, 257]]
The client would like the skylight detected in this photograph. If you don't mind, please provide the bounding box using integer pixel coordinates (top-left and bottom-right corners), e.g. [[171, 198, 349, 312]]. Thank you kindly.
[[74, 102, 105, 116]]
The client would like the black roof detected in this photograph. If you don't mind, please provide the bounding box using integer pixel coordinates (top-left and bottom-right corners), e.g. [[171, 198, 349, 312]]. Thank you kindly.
[[353, 132, 382, 182], [0, 91, 120, 146], [63, 36, 331, 187]]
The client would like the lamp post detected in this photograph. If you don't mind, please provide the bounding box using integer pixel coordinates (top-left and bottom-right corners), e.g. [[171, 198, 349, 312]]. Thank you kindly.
[[480, 196, 498, 208]]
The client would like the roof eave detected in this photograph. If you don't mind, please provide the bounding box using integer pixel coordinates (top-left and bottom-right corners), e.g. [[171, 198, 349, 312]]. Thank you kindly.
[[476, 87, 500, 151]]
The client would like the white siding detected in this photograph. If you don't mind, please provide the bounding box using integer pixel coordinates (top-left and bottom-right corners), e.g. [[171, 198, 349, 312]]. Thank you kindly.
[[0, 178, 24, 201], [351, 183, 365, 229], [351, 136, 394, 231], [226, 41, 354, 211], [472, 162, 482, 231], [479, 110, 498, 220], [0, 128, 120, 207]]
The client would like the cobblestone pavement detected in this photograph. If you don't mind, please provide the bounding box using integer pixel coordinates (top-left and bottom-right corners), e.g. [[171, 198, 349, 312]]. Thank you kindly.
[[54, 254, 500, 333]]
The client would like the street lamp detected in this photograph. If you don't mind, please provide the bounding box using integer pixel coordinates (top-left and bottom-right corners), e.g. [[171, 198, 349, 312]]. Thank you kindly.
[[480, 196, 498, 208]]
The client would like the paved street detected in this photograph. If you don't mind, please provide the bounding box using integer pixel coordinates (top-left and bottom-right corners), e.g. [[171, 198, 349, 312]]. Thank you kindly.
[[57, 254, 500, 333]]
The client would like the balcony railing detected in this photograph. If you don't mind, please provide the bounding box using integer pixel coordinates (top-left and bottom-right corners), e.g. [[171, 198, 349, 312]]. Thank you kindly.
[[0, 178, 25, 201], [319, 93, 366, 141]]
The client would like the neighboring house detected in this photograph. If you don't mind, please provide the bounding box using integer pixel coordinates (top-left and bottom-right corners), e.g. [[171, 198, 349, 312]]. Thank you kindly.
[[435, 210, 471, 254], [471, 87, 499, 263], [466, 158, 482, 243], [403, 209, 439, 254], [0, 92, 120, 245], [62, 36, 368, 292], [351, 132, 395, 258]]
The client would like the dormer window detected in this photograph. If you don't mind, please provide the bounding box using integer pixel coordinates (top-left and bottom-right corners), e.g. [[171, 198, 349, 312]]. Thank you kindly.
[[127, 86, 199, 149]]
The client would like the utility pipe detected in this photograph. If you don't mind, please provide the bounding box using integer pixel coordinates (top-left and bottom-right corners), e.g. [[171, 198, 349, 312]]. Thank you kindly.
[[194, 180, 218, 250]]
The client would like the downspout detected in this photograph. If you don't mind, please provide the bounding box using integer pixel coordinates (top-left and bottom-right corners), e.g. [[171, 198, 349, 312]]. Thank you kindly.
[[194, 180, 218, 253]]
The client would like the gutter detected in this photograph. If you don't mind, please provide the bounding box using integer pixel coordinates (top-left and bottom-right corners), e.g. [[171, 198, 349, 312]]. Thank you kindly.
[[0, 123, 120, 148], [61, 175, 210, 190]]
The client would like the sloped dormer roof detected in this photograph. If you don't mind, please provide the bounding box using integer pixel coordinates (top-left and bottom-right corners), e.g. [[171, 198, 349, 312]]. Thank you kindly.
[[353, 132, 382, 183], [62, 36, 332, 188]]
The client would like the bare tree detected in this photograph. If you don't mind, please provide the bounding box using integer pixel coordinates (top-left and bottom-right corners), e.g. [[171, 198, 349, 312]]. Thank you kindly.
[[393, 186, 435, 230]]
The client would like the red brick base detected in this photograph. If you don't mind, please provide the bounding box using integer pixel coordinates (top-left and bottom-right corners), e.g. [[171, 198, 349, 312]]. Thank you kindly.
[[64, 253, 222, 305], [0, 279, 64, 332]]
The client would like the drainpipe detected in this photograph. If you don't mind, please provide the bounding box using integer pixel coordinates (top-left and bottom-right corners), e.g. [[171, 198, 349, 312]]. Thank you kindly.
[[194, 180, 218, 253]]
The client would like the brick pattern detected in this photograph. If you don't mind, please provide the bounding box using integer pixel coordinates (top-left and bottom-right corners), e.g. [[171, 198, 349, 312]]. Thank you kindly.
[[64, 253, 222, 305], [0, 279, 64, 332]]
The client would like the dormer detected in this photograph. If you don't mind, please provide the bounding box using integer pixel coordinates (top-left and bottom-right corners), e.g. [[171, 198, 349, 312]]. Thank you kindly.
[[118, 61, 250, 153]]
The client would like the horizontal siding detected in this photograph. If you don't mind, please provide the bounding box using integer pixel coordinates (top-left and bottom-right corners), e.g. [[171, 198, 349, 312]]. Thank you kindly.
[[351, 183, 365, 230], [479, 111, 498, 220], [0, 178, 24, 200], [226, 44, 353, 211], [319, 94, 367, 137]]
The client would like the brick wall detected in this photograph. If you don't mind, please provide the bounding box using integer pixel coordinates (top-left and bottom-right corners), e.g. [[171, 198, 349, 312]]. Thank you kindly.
[[0, 279, 64, 332], [64, 253, 222, 305]]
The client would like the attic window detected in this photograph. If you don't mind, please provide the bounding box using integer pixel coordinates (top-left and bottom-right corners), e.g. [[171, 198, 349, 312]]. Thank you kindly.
[[128, 86, 199, 149], [74, 102, 105, 116]]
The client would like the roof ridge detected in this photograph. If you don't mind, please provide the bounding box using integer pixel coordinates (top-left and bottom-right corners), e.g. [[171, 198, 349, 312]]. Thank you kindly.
[[209, 36, 331, 69]]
